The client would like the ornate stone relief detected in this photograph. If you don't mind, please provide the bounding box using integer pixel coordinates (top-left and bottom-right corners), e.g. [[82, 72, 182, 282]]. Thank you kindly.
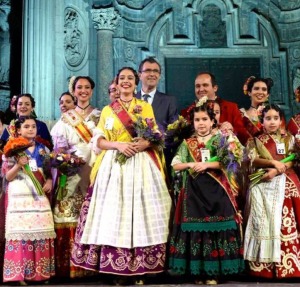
[[91, 7, 120, 31], [0, 0, 11, 89], [116, 0, 150, 9], [277, 0, 300, 11], [64, 7, 87, 68], [199, 4, 227, 48]]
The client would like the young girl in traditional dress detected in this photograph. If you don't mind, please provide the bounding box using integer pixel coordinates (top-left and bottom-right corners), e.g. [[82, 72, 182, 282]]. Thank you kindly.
[[168, 100, 244, 285], [244, 104, 300, 278], [2, 116, 56, 285]]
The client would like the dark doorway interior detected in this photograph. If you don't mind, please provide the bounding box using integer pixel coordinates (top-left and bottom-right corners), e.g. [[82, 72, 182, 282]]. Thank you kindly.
[[165, 57, 261, 113], [8, 0, 23, 96]]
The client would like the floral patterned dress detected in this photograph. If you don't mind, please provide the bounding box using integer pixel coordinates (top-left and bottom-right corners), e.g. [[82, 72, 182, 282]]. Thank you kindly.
[[168, 135, 244, 277], [244, 132, 300, 278], [71, 98, 172, 276], [2, 142, 56, 283], [50, 108, 100, 278]]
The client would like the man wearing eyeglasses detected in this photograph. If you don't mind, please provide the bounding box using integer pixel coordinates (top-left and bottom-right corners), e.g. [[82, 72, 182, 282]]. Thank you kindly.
[[136, 57, 178, 129], [137, 57, 179, 184]]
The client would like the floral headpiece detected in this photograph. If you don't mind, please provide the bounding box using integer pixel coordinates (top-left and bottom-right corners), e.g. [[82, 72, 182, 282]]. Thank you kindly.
[[196, 96, 208, 107], [68, 76, 76, 96], [243, 76, 256, 95], [7, 119, 17, 138]]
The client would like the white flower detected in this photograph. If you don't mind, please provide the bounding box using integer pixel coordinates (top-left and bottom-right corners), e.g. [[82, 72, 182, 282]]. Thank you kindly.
[[68, 76, 76, 96], [196, 96, 208, 107]]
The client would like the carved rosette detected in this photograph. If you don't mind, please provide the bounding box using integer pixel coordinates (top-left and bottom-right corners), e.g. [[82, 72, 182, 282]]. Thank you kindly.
[[91, 8, 121, 31], [64, 7, 87, 68]]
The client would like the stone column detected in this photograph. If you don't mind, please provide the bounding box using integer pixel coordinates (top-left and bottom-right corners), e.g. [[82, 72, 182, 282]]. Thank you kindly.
[[91, 7, 120, 108], [22, 0, 56, 121], [0, 0, 11, 110]]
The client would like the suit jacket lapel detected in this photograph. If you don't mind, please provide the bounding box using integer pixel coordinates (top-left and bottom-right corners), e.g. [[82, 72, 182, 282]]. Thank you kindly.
[[152, 91, 161, 111]]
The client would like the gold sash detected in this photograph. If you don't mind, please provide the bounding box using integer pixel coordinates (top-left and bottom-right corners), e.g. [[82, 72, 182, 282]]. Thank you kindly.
[[62, 109, 93, 144]]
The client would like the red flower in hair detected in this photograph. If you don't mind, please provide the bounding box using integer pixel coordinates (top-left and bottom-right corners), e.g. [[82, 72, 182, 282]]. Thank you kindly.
[[243, 76, 256, 95]]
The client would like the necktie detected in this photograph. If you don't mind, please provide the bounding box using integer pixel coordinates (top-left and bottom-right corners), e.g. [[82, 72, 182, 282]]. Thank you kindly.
[[143, 94, 150, 102]]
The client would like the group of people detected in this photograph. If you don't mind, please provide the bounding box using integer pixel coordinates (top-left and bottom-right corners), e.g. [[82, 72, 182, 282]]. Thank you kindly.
[[1, 56, 300, 286]]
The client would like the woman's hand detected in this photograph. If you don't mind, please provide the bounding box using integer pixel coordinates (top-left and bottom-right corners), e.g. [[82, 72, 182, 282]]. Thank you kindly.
[[132, 137, 150, 152], [117, 142, 138, 157], [42, 178, 52, 194]]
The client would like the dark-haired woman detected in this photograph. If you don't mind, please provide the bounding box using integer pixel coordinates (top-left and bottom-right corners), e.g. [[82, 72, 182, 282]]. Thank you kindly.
[[51, 83, 100, 279], [71, 67, 172, 284], [1, 93, 53, 150], [168, 101, 244, 285], [240, 77, 273, 138], [287, 86, 300, 136]]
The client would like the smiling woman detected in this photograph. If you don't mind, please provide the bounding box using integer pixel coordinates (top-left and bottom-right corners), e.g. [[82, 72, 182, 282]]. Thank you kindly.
[[0, 93, 53, 150], [240, 76, 274, 138], [50, 77, 101, 279], [71, 67, 172, 285]]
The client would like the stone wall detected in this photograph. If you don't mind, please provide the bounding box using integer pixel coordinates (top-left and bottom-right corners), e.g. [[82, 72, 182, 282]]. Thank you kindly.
[[1, 0, 300, 120]]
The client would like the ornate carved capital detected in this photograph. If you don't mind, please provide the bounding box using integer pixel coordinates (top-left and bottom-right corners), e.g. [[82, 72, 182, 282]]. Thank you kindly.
[[91, 7, 121, 31]]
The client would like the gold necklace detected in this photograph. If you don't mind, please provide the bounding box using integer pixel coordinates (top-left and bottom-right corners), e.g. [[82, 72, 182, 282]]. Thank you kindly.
[[120, 98, 133, 109], [76, 103, 90, 115]]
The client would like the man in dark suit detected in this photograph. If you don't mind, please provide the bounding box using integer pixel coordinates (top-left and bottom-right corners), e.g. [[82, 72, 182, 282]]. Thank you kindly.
[[137, 57, 179, 184], [181, 72, 249, 145], [136, 57, 178, 129]]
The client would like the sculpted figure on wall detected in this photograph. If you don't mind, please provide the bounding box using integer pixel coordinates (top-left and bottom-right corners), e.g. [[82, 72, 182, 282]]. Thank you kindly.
[[199, 4, 226, 48], [0, 0, 11, 89], [64, 7, 87, 68]]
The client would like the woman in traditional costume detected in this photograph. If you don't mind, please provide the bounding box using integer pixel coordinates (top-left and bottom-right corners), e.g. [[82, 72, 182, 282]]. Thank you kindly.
[[244, 104, 300, 278], [71, 67, 172, 285], [50, 80, 100, 279], [2, 116, 55, 285], [168, 100, 244, 285], [240, 76, 273, 139], [287, 86, 300, 136]]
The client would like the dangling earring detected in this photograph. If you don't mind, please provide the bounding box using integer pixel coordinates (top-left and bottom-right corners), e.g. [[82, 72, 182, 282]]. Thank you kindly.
[[134, 87, 137, 94]]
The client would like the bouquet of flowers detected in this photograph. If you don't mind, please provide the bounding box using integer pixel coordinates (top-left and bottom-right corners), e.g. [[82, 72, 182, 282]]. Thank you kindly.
[[249, 153, 296, 188], [44, 151, 86, 200], [115, 106, 164, 165], [3, 136, 45, 196], [193, 131, 244, 189], [165, 116, 192, 148]]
